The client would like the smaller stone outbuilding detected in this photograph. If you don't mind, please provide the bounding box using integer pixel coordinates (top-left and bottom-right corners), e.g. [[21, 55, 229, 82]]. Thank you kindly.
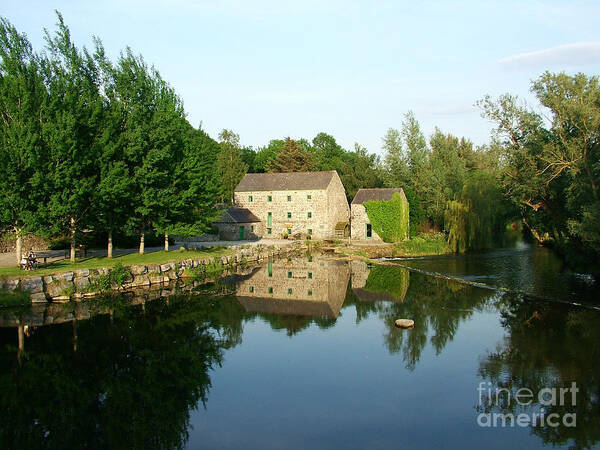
[[214, 208, 262, 240], [351, 188, 408, 241]]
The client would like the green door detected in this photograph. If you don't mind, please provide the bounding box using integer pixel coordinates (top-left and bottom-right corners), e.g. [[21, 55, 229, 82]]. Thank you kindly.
[[239, 226, 245, 240], [267, 212, 272, 226]]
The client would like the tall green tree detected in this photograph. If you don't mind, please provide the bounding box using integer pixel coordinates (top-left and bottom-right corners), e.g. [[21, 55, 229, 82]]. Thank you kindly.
[[479, 72, 600, 267], [0, 18, 48, 264], [266, 137, 315, 173], [91, 41, 134, 257], [217, 129, 247, 204], [382, 127, 409, 187], [157, 123, 222, 250], [41, 13, 104, 262]]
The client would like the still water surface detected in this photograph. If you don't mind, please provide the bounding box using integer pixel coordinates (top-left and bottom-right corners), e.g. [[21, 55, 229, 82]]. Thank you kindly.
[[1, 249, 598, 449]]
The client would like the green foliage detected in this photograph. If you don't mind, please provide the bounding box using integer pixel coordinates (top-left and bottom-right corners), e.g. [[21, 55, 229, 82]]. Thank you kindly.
[[393, 232, 451, 257], [478, 72, 600, 269], [363, 265, 410, 301], [187, 258, 225, 281], [110, 262, 131, 286], [60, 285, 75, 297], [217, 129, 247, 204], [266, 137, 315, 173], [0, 18, 49, 242], [444, 171, 511, 252], [87, 263, 131, 292], [364, 192, 410, 242]]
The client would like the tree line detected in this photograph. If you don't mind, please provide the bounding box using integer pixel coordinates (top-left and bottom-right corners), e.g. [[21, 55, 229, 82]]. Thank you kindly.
[[0, 13, 221, 263], [220, 75, 600, 271], [2, 13, 598, 272]]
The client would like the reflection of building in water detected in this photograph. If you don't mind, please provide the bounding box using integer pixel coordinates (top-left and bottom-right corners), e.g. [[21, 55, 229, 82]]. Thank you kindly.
[[350, 260, 409, 302], [236, 256, 350, 318]]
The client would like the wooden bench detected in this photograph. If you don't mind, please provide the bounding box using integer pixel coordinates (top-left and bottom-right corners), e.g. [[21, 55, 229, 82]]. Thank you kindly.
[[64, 246, 88, 259], [36, 251, 54, 264]]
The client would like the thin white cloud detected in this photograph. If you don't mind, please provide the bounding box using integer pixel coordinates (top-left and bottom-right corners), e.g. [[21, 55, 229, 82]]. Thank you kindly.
[[499, 42, 600, 67]]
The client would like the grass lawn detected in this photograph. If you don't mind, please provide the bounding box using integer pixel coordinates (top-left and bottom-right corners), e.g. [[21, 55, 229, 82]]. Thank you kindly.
[[393, 232, 453, 257], [0, 247, 234, 279]]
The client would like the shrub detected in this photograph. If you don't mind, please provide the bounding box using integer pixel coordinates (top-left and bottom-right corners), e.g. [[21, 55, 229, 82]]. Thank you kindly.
[[87, 263, 131, 292], [110, 262, 131, 286], [61, 285, 75, 297]]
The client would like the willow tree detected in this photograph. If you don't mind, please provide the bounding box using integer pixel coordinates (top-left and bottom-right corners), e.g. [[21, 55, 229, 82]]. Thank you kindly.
[[0, 18, 48, 264], [445, 171, 509, 252]]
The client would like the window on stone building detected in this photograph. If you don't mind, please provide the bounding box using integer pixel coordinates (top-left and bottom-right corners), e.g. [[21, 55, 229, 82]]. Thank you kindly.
[[267, 195, 272, 202], [251, 225, 254, 232], [287, 195, 291, 201], [308, 290, 312, 296], [249, 286, 254, 293], [287, 271, 292, 278], [268, 287, 273, 293], [287, 228, 292, 234], [308, 272, 312, 279], [308, 229, 312, 235], [288, 288, 292, 294], [248, 195, 253, 202], [287, 212, 292, 219], [268, 262, 273, 277], [267, 227, 272, 235], [308, 256, 313, 262], [307, 194, 311, 200], [307, 212, 312, 218]]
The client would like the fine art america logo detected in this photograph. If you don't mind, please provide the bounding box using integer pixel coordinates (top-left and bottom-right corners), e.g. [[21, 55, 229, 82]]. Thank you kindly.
[[476, 382, 578, 428]]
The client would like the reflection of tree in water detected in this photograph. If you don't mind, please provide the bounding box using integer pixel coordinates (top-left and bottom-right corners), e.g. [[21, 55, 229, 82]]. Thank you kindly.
[[345, 265, 495, 369], [246, 313, 338, 337], [478, 295, 600, 449], [0, 293, 246, 449]]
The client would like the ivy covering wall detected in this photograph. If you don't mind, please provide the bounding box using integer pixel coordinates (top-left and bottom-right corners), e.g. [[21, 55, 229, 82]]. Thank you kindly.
[[364, 192, 410, 242]]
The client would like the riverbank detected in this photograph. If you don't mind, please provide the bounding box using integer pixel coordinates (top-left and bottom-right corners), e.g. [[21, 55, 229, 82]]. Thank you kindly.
[[0, 243, 305, 305], [0, 247, 234, 278]]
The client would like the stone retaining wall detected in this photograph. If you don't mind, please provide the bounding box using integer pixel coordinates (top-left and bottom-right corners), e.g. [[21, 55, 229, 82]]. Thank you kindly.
[[0, 244, 303, 304]]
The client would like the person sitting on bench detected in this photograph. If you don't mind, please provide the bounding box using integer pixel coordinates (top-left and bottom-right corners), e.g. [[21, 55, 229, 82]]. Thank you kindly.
[[25, 250, 38, 270]]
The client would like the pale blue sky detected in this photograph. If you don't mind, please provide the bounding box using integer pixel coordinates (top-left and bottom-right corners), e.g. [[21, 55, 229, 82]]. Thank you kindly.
[[4, 1, 600, 154]]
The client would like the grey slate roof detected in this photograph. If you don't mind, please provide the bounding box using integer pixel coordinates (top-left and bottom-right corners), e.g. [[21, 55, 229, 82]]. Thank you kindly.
[[351, 188, 406, 205], [235, 170, 337, 192], [217, 208, 261, 223]]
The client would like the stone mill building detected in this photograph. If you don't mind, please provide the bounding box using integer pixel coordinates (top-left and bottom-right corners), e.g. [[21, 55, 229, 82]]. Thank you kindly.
[[217, 170, 350, 240]]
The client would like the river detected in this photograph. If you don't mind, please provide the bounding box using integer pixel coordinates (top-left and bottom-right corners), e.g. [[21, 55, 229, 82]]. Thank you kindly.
[[0, 248, 598, 449]]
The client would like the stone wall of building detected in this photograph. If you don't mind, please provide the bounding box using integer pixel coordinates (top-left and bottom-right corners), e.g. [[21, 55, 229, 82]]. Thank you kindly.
[[234, 189, 327, 239], [234, 172, 350, 240], [326, 173, 351, 234], [350, 203, 383, 241], [216, 222, 263, 240]]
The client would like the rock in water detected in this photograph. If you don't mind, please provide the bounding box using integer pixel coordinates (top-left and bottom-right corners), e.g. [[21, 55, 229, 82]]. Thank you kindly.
[[395, 319, 414, 328]]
